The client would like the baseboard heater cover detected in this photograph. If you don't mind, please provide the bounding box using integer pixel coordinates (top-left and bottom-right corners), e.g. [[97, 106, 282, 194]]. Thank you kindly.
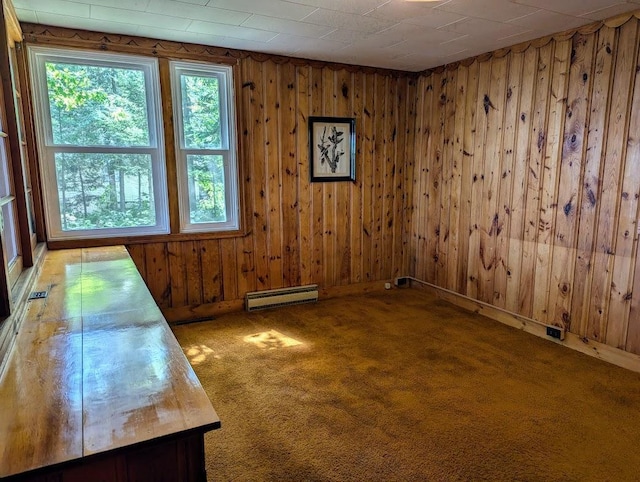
[[245, 285, 319, 312]]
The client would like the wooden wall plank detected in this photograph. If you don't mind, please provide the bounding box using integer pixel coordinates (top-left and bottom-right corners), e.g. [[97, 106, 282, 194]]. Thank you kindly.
[[494, 52, 523, 309], [350, 70, 364, 283], [361, 72, 374, 282], [219, 238, 237, 301], [426, 71, 444, 284], [627, 250, 640, 355], [236, 59, 256, 297], [167, 241, 188, 308], [519, 43, 553, 319], [335, 68, 351, 285], [413, 75, 433, 280], [447, 65, 466, 292], [467, 61, 491, 299], [236, 235, 255, 296], [402, 77, 418, 278], [383, 75, 398, 281], [606, 21, 640, 348], [297, 65, 313, 286], [588, 21, 636, 343], [437, 69, 456, 289], [388, 78, 407, 279], [200, 239, 221, 304], [457, 61, 478, 294], [571, 26, 616, 338], [320, 68, 335, 286], [372, 73, 386, 281], [266, 61, 284, 289], [382, 74, 395, 281], [505, 48, 536, 313], [391, 76, 407, 280], [532, 40, 571, 323], [310, 66, 324, 284], [144, 243, 170, 308], [183, 241, 203, 306], [280, 62, 301, 288], [158, 59, 180, 233], [126, 244, 147, 281], [624, 37, 640, 355], [548, 32, 596, 331], [478, 56, 507, 304], [309, 67, 326, 286], [248, 58, 270, 291]]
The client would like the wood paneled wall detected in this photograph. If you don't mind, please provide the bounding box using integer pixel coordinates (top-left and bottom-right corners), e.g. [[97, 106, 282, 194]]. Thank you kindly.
[[126, 59, 417, 320], [410, 16, 640, 355], [22, 16, 640, 359], [21, 23, 418, 321]]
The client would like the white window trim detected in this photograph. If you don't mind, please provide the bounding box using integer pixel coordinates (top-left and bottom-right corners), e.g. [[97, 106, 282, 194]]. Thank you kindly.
[[28, 46, 169, 240], [170, 61, 239, 233]]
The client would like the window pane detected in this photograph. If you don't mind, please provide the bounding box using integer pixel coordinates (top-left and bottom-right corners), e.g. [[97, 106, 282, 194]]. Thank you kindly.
[[2, 202, 18, 265], [54, 153, 155, 231], [27, 191, 36, 234], [0, 140, 11, 198], [187, 154, 226, 224], [181, 74, 222, 149], [46, 62, 151, 147]]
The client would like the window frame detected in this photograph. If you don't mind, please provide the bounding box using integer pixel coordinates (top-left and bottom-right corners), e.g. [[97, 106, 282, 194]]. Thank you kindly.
[[28, 46, 170, 241], [170, 61, 240, 234]]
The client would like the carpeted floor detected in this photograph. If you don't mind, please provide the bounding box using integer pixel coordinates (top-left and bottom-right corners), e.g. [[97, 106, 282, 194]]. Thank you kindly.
[[172, 288, 640, 481]]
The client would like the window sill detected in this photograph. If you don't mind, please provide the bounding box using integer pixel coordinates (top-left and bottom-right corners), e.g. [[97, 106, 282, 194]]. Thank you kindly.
[[46, 227, 252, 249], [1, 242, 46, 372]]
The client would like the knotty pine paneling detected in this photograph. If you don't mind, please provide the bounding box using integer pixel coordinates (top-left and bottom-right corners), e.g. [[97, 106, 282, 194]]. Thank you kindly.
[[21, 23, 414, 319], [23, 18, 640, 359], [410, 16, 640, 355], [126, 58, 414, 317]]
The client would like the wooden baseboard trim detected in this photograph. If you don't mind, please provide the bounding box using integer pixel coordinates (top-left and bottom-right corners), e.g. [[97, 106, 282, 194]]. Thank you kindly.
[[409, 278, 640, 374], [319, 280, 391, 299], [164, 280, 392, 324], [163, 300, 245, 324]]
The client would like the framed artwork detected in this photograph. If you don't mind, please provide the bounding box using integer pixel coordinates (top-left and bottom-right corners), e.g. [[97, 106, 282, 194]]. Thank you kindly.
[[308, 116, 355, 182]]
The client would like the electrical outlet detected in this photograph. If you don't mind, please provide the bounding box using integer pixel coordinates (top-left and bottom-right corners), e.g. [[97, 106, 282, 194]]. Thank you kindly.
[[546, 326, 564, 340]]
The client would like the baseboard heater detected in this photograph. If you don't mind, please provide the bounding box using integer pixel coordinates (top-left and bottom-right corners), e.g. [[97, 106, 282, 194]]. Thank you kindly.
[[245, 285, 319, 312]]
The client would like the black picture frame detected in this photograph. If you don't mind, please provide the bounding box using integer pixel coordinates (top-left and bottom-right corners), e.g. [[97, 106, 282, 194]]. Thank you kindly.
[[309, 116, 356, 182]]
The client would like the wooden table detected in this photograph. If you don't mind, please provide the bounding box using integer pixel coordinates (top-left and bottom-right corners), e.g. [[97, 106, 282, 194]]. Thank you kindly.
[[0, 247, 220, 481]]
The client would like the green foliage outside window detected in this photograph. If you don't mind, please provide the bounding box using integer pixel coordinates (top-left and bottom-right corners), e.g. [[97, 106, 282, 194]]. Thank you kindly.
[[187, 155, 225, 223], [45, 62, 228, 231], [180, 73, 227, 224], [46, 62, 149, 146], [46, 62, 154, 231]]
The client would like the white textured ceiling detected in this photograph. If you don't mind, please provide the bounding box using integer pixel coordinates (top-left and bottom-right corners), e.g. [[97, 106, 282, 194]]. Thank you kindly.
[[13, 0, 640, 71]]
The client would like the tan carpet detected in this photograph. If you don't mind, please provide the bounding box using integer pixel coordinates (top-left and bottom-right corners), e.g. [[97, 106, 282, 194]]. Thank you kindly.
[[172, 289, 640, 481]]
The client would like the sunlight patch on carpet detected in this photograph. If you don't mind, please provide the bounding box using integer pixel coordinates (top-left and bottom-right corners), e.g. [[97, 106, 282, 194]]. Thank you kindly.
[[184, 344, 218, 365], [243, 330, 303, 350]]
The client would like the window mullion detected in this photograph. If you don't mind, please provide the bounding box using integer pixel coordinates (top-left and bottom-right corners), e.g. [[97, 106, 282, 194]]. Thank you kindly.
[[49, 145, 159, 155]]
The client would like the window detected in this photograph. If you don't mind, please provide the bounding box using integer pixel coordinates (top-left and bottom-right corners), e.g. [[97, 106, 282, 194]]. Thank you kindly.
[[28, 48, 240, 241], [28, 47, 168, 240], [170, 61, 239, 233], [0, 111, 20, 288]]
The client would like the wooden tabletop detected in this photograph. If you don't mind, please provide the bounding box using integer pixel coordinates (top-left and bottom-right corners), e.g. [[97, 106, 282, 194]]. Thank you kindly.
[[0, 246, 220, 478]]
